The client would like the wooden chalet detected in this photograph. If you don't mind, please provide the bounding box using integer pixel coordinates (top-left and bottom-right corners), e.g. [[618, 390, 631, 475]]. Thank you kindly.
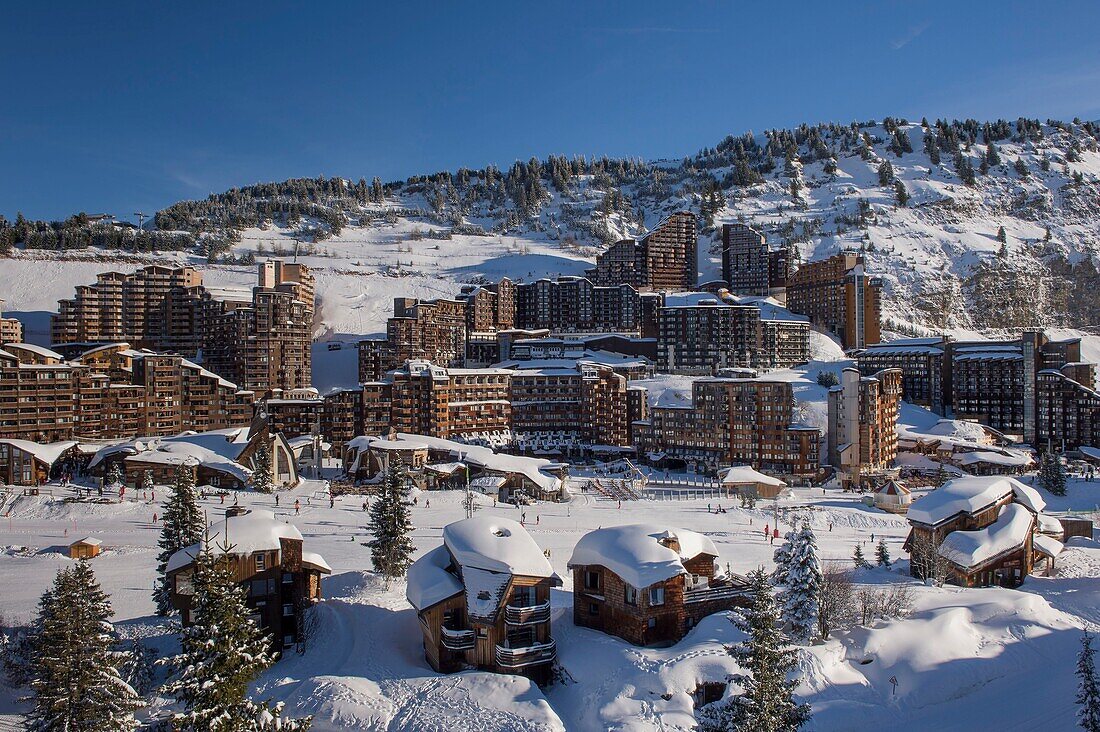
[[904, 476, 1057, 587], [166, 509, 331, 650], [718, 465, 787, 500], [0, 439, 79, 486], [406, 516, 561, 684], [568, 524, 750, 647]]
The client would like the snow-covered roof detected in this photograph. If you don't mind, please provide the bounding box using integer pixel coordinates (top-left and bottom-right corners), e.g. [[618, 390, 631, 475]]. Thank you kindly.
[[939, 503, 1034, 568], [406, 544, 464, 612], [372, 433, 562, 493], [1033, 533, 1064, 559], [954, 450, 1033, 467], [124, 440, 252, 483], [718, 465, 786, 487], [568, 524, 718, 588], [443, 516, 554, 578], [1037, 512, 1064, 535], [72, 537, 102, 546], [302, 551, 332, 574], [907, 476, 1045, 526], [166, 511, 309, 572], [0, 439, 78, 466], [1080, 446, 1100, 461], [4, 342, 64, 360]]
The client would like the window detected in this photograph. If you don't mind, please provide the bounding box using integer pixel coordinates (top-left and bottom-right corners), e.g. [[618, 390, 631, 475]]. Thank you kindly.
[[624, 585, 638, 606], [283, 634, 295, 648], [283, 603, 294, 617], [282, 572, 294, 584], [476, 627, 488, 638], [584, 570, 601, 592], [588, 602, 600, 616], [255, 553, 266, 571], [647, 618, 656, 629], [649, 587, 665, 606], [512, 585, 535, 607]]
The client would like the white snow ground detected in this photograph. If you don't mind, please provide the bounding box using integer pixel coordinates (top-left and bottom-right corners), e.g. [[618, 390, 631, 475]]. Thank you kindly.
[[2, 467, 1099, 730]]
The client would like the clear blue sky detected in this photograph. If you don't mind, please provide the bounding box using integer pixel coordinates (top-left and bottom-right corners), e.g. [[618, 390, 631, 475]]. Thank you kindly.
[[4, 0, 1099, 220]]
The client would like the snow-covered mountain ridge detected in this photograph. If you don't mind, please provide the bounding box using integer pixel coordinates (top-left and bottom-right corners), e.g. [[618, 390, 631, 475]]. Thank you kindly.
[[4, 116, 1100, 338]]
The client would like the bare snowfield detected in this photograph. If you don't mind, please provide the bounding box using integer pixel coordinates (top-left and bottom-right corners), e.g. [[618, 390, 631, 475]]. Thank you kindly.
[[1, 470, 1099, 731]]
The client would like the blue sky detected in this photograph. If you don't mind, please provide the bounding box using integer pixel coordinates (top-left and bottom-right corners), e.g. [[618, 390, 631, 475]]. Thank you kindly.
[[3, 0, 1099, 220]]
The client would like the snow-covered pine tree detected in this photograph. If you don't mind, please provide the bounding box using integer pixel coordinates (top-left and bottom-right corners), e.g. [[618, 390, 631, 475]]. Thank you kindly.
[[161, 540, 311, 731], [1079, 632, 1100, 732], [26, 562, 144, 732], [107, 462, 124, 488], [142, 470, 154, 495], [894, 180, 909, 207], [251, 440, 274, 494], [852, 544, 871, 569], [722, 568, 811, 731], [875, 538, 892, 568], [153, 462, 206, 615], [782, 521, 822, 644], [771, 529, 798, 589], [877, 160, 895, 186], [367, 455, 416, 585], [1038, 451, 1067, 496]]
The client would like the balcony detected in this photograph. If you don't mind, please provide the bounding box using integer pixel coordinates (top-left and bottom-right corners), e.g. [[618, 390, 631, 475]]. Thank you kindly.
[[504, 601, 551, 625], [495, 639, 556, 668], [440, 626, 476, 651]]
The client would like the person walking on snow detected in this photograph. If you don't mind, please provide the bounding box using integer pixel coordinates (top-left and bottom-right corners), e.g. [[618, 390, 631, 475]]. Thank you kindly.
[[294, 499, 300, 515]]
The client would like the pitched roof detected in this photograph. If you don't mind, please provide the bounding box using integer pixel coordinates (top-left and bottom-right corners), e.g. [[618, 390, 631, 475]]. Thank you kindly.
[[568, 524, 718, 588]]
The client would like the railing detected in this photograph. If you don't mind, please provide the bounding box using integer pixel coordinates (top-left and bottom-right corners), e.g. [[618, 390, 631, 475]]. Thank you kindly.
[[440, 626, 476, 651], [684, 578, 752, 605], [504, 601, 551, 625], [495, 639, 557, 668]]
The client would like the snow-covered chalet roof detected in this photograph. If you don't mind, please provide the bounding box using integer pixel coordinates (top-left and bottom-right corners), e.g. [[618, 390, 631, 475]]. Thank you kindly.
[[166, 511, 309, 572], [0, 439, 78, 466], [406, 544, 464, 612], [907, 476, 1045, 527], [1032, 533, 1064, 560], [443, 516, 554, 578], [568, 524, 718, 588], [938, 503, 1035, 568], [718, 465, 786, 487]]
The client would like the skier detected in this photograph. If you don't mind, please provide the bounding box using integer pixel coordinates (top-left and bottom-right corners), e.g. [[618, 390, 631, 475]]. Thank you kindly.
[[152, 512, 158, 524], [330, 497, 335, 509], [275, 494, 280, 506], [425, 499, 430, 508], [294, 499, 300, 515]]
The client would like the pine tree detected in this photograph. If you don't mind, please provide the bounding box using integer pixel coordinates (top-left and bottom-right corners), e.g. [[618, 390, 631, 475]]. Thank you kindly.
[[894, 180, 909, 207], [721, 569, 811, 731], [781, 521, 822, 644], [142, 470, 154, 495], [996, 225, 1007, 244], [771, 529, 798, 590], [251, 440, 273, 494], [877, 160, 895, 186], [162, 540, 311, 731], [367, 456, 416, 584], [107, 462, 124, 488], [852, 544, 871, 569], [1078, 632, 1100, 732], [1038, 451, 1067, 496], [875, 538, 891, 568], [26, 562, 144, 732], [154, 462, 206, 615]]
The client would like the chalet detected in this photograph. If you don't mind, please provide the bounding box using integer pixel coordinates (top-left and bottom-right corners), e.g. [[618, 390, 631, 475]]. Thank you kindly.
[[69, 537, 102, 559], [905, 476, 1059, 587], [568, 524, 749, 647], [344, 432, 567, 502], [406, 516, 561, 684], [88, 421, 299, 490], [0, 439, 79, 486], [166, 509, 330, 651], [718, 465, 787, 500]]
